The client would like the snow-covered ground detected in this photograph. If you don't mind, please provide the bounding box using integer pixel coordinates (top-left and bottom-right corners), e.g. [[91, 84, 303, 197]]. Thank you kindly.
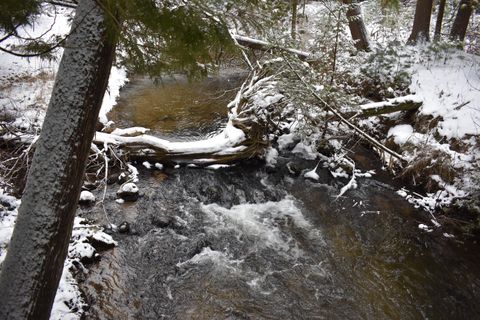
[[295, 1, 480, 216]]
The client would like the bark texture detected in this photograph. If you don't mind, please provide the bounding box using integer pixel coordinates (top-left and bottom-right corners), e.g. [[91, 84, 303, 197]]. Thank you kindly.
[[407, 0, 434, 44], [0, 0, 117, 319], [291, 0, 298, 39], [449, 0, 474, 41], [342, 0, 371, 51], [434, 0, 447, 41]]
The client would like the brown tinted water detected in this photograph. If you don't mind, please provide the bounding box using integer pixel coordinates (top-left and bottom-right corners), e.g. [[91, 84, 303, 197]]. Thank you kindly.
[[108, 70, 246, 141]]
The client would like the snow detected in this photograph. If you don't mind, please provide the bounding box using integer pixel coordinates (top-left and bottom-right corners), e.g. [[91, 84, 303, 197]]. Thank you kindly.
[[95, 121, 246, 160], [0, 4, 127, 134], [206, 164, 230, 169], [387, 124, 414, 146], [111, 126, 149, 136], [154, 163, 164, 170], [99, 67, 128, 124], [127, 163, 139, 182], [291, 142, 317, 160], [120, 182, 138, 194], [277, 133, 297, 150], [418, 224, 433, 232], [304, 162, 320, 181], [265, 147, 279, 167], [142, 161, 152, 169], [410, 51, 480, 139], [359, 95, 421, 110], [79, 191, 95, 203]]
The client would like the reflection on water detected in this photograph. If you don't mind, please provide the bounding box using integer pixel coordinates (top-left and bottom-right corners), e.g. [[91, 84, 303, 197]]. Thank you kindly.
[[108, 71, 246, 141]]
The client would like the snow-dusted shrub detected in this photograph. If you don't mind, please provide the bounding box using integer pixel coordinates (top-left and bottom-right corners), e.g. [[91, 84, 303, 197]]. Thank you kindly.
[[359, 42, 412, 100]]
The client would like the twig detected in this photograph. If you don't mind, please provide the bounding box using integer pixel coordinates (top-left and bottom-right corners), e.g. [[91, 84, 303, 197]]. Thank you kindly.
[[286, 60, 408, 164]]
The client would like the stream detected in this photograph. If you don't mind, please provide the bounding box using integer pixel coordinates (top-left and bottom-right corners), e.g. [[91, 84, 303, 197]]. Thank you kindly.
[[79, 72, 480, 319]]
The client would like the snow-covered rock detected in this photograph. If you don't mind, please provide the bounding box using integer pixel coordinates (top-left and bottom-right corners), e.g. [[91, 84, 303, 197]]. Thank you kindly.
[[117, 183, 139, 202], [79, 191, 95, 204]]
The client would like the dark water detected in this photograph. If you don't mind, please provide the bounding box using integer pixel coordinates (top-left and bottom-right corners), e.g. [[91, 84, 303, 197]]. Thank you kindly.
[[79, 73, 480, 319]]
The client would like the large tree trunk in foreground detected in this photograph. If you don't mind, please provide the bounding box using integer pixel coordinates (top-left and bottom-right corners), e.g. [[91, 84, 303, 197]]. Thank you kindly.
[[407, 0, 434, 44], [0, 1, 116, 319], [449, 0, 474, 41], [342, 0, 371, 51]]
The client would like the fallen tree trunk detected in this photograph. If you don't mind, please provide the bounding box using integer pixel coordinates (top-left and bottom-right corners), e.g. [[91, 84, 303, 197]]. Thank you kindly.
[[93, 122, 266, 165], [232, 34, 310, 60], [344, 95, 422, 119]]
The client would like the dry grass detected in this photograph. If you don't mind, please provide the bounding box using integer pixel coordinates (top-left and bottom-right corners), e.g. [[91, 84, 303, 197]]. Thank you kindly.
[[400, 147, 457, 191]]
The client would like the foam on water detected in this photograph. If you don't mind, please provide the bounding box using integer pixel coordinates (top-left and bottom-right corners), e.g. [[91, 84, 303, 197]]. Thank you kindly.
[[201, 197, 319, 257]]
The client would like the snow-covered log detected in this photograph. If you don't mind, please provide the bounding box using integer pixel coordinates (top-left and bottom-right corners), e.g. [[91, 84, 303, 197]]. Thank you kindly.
[[345, 95, 422, 119], [93, 122, 265, 165], [232, 34, 310, 60], [93, 69, 277, 165]]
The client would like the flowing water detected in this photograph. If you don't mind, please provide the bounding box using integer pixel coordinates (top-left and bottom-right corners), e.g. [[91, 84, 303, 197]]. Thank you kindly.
[[79, 72, 480, 319]]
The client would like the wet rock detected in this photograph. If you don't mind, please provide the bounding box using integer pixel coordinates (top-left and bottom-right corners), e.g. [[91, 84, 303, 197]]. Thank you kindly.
[[101, 224, 114, 235], [88, 236, 116, 251], [286, 161, 301, 176], [117, 171, 130, 184], [82, 181, 97, 191], [118, 221, 130, 234], [107, 172, 121, 185], [116, 183, 139, 202], [150, 214, 174, 228], [188, 238, 213, 258]]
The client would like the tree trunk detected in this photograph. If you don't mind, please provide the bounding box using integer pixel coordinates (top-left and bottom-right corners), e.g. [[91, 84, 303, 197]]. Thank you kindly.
[[434, 0, 447, 41], [407, 0, 434, 44], [291, 0, 298, 39], [449, 0, 474, 41], [342, 0, 371, 51], [0, 1, 117, 319]]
